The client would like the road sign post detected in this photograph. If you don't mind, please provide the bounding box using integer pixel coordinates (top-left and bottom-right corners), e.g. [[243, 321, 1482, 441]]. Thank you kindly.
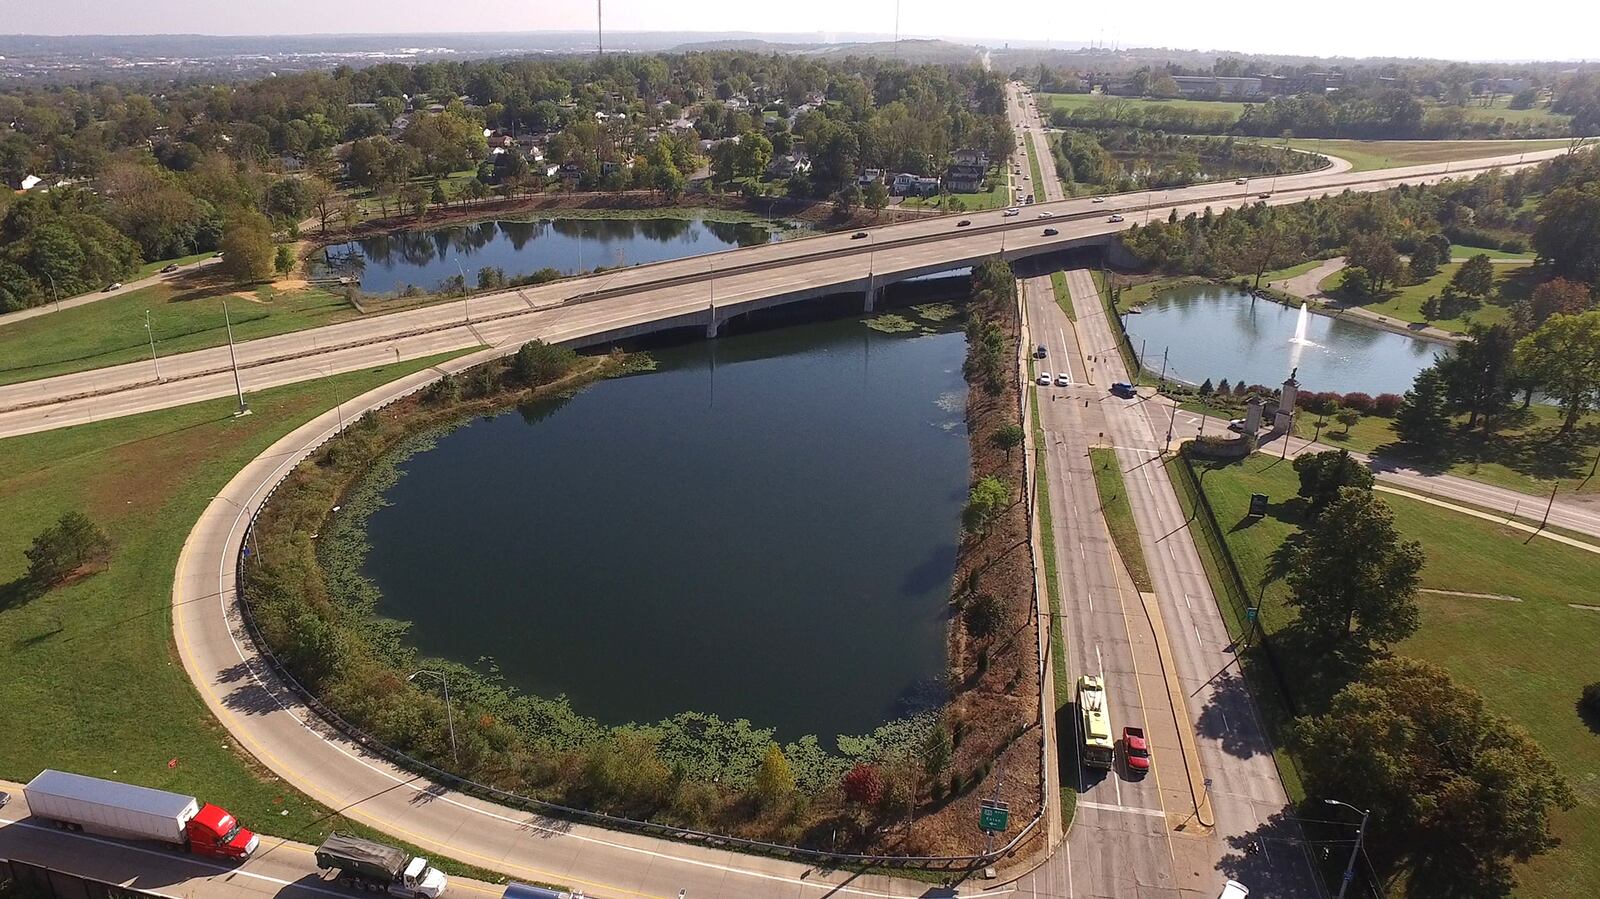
[[979, 800, 1010, 834]]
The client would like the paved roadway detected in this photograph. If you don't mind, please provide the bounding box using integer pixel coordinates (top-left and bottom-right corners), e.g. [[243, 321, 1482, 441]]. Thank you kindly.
[[0, 256, 221, 327], [0, 131, 1575, 439], [0, 782, 508, 899]]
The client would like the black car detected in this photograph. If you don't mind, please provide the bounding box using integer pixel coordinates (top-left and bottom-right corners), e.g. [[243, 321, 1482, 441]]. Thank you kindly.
[[160, 263, 180, 273], [851, 231, 868, 239], [1043, 227, 1058, 236], [956, 219, 972, 227]]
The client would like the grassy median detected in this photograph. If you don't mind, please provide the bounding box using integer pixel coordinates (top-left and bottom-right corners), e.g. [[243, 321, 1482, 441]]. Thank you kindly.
[[1087, 447, 1153, 592], [1027, 368, 1075, 829]]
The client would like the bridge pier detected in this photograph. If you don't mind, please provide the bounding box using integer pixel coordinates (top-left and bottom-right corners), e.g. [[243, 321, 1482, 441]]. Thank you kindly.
[[864, 273, 877, 313], [706, 310, 722, 338]]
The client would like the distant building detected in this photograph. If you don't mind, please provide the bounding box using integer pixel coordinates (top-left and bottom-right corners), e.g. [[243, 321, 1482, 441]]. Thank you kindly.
[[19, 174, 43, 191], [766, 153, 811, 178], [952, 148, 990, 167], [1170, 75, 1262, 98], [859, 168, 883, 185]]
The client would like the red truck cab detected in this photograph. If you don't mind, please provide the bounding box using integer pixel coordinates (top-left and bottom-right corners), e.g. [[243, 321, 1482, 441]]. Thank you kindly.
[[189, 804, 259, 859], [1123, 726, 1151, 776]]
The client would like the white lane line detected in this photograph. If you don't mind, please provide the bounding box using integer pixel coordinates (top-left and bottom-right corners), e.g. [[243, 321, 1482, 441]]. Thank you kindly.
[[1057, 327, 1072, 382], [1076, 800, 1168, 819], [1182, 592, 1194, 611], [1065, 840, 1074, 899]]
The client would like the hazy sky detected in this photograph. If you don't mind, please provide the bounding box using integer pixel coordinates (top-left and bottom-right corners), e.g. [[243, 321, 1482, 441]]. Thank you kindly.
[[9, 0, 1599, 62]]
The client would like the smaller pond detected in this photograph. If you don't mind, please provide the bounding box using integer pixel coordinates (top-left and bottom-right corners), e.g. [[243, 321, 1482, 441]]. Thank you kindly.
[[314, 216, 783, 295], [1124, 283, 1447, 396]]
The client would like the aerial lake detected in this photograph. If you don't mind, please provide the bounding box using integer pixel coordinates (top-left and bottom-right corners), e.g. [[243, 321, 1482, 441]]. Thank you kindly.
[[359, 316, 966, 740], [1123, 282, 1446, 395], [315, 215, 783, 295]]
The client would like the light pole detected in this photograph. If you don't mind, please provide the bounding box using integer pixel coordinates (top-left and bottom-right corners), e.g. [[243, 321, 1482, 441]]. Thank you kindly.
[[42, 271, 60, 311], [1324, 798, 1371, 899], [144, 310, 163, 383], [408, 669, 458, 766], [454, 259, 471, 323], [222, 301, 249, 417]]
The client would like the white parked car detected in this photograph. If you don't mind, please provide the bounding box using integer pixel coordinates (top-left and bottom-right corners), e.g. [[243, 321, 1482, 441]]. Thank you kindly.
[[1037, 372, 1052, 386], [1108, 214, 1125, 223]]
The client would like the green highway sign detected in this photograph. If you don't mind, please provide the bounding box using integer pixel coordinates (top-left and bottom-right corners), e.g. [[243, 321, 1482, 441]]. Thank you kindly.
[[979, 801, 1010, 833]]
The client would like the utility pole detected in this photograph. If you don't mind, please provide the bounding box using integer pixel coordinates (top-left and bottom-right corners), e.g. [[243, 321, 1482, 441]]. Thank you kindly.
[[144, 310, 163, 383], [1539, 480, 1558, 530], [454, 259, 471, 323], [1165, 395, 1178, 453], [408, 670, 458, 766], [222, 301, 249, 417], [1158, 346, 1168, 385], [596, 0, 603, 55], [42, 271, 60, 311], [1325, 799, 1371, 899]]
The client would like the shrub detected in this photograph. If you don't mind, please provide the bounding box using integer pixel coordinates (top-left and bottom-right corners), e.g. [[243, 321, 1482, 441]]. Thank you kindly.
[[1300, 391, 1339, 415], [1582, 682, 1600, 721], [964, 594, 1005, 638], [1373, 393, 1404, 417], [25, 511, 112, 587], [1341, 392, 1376, 414], [842, 763, 885, 806]]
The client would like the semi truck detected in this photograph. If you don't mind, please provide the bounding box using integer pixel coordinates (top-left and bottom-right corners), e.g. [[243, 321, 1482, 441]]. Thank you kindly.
[[315, 832, 448, 899], [23, 769, 258, 860]]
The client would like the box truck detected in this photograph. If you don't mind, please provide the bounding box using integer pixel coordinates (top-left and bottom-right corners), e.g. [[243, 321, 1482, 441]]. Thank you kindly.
[[23, 769, 258, 860], [315, 832, 448, 899]]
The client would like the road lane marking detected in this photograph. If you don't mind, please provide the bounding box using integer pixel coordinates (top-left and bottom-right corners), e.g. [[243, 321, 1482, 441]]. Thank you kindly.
[[1075, 801, 1167, 819]]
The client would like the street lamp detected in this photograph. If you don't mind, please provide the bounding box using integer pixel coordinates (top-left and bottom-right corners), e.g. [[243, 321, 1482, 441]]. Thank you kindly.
[[408, 669, 458, 766], [453, 259, 471, 323], [1324, 798, 1371, 899], [144, 310, 163, 383], [42, 271, 60, 311]]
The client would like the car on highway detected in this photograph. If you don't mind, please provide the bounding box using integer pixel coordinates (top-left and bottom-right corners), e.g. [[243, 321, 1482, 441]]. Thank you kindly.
[[1107, 214, 1124, 223], [1003, 207, 1020, 217], [1217, 881, 1250, 899], [1227, 418, 1248, 433], [851, 231, 868, 239], [0, 790, 9, 809], [1025, 194, 1034, 203], [1258, 193, 1272, 199], [1123, 726, 1151, 776], [1037, 211, 1052, 219], [1091, 196, 1105, 203], [1235, 178, 1249, 185], [1036, 344, 1047, 358], [956, 219, 971, 227], [160, 263, 180, 273], [1110, 381, 1137, 398], [1054, 373, 1071, 387], [1037, 372, 1052, 386], [102, 282, 122, 292]]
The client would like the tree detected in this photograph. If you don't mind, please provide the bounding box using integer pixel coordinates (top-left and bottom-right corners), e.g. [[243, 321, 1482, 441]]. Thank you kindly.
[[1347, 232, 1403, 292], [273, 245, 296, 277], [1394, 367, 1452, 449], [1335, 406, 1361, 434], [921, 723, 953, 785], [1437, 323, 1515, 428], [962, 476, 1011, 538], [1294, 657, 1574, 898], [990, 423, 1024, 460], [1514, 311, 1600, 434], [1529, 277, 1593, 325], [1448, 253, 1497, 300], [510, 339, 579, 387], [752, 743, 794, 810], [733, 130, 773, 179], [841, 763, 885, 807], [1286, 487, 1424, 647], [863, 180, 889, 213], [1533, 182, 1600, 283], [1407, 238, 1442, 280], [305, 176, 337, 234], [1292, 449, 1374, 515], [218, 210, 275, 284], [964, 594, 1005, 637], [25, 511, 112, 587], [832, 184, 862, 215]]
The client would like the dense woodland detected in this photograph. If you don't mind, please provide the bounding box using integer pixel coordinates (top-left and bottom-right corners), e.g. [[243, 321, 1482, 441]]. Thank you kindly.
[[1052, 130, 1323, 192], [0, 52, 1009, 310]]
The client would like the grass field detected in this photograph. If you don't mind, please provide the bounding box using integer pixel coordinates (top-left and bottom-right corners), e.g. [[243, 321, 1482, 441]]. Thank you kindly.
[[1293, 402, 1600, 497], [1443, 98, 1572, 128], [1187, 453, 1600, 898], [0, 355, 517, 875], [1087, 447, 1153, 591], [1285, 138, 1573, 172], [0, 279, 376, 386], [135, 252, 216, 281], [1260, 260, 1325, 283], [1039, 92, 1248, 122], [1024, 140, 1045, 198], [1319, 259, 1532, 333], [1448, 243, 1534, 261]]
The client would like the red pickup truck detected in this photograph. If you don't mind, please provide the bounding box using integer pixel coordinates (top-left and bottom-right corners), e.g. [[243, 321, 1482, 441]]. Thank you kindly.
[[1123, 726, 1151, 776]]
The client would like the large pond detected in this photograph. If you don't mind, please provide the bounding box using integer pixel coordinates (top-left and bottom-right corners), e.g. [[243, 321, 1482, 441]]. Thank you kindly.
[[1123, 283, 1446, 395], [315, 216, 782, 295], [360, 317, 967, 740]]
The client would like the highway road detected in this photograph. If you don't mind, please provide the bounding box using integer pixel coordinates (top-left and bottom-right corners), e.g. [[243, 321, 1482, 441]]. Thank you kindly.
[[0, 782, 508, 899], [0, 125, 1576, 440]]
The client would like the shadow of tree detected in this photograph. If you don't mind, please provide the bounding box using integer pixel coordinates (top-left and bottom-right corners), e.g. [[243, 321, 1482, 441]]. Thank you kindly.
[[1579, 692, 1600, 736], [0, 576, 43, 612], [1194, 666, 1275, 760], [1215, 807, 1333, 899]]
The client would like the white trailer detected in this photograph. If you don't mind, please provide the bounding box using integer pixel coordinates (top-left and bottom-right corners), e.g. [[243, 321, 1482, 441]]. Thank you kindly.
[[23, 770, 258, 859]]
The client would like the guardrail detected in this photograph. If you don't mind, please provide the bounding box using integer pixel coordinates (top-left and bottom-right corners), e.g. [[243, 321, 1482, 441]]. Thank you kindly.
[[229, 354, 1047, 874]]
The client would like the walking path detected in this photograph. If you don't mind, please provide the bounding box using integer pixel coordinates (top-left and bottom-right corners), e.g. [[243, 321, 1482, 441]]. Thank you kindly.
[[0, 257, 221, 327]]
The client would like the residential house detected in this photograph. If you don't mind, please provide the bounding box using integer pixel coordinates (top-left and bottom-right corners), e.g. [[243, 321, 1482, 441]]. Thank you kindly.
[[766, 153, 812, 178], [859, 168, 883, 186], [945, 162, 987, 193], [952, 148, 989, 168]]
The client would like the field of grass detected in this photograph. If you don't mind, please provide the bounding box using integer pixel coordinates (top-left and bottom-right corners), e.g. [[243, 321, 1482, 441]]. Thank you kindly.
[[1320, 260, 1532, 333], [1293, 402, 1600, 497], [1039, 92, 1248, 122], [0, 279, 372, 386], [135, 252, 216, 281], [1024, 140, 1045, 198], [1260, 260, 1325, 283], [1049, 271, 1076, 320], [1449, 243, 1534, 261], [1188, 453, 1600, 898], [1285, 138, 1573, 173], [1087, 447, 1153, 591], [1443, 98, 1572, 128], [0, 355, 517, 871]]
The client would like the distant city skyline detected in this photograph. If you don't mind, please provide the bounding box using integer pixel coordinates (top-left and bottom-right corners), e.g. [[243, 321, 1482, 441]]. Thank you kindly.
[[5, 0, 1598, 63]]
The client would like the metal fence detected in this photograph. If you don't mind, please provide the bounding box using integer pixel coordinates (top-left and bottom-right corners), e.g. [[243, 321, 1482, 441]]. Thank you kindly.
[[229, 350, 1047, 875], [0, 860, 153, 899]]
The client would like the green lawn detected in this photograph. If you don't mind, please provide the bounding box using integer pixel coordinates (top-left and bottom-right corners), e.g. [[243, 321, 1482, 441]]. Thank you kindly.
[[1049, 271, 1076, 320], [1319, 260, 1532, 333], [135, 252, 217, 281], [1039, 93, 1248, 123], [0, 280, 368, 386], [1440, 98, 1572, 128], [1023, 140, 1045, 200], [1188, 453, 1600, 899], [1260, 260, 1325, 283], [1285, 139, 1572, 173], [0, 354, 514, 872], [1087, 447, 1153, 591], [1293, 403, 1600, 497], [1449, 243, 1534, 261], [901, 165, 1013, 212]]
